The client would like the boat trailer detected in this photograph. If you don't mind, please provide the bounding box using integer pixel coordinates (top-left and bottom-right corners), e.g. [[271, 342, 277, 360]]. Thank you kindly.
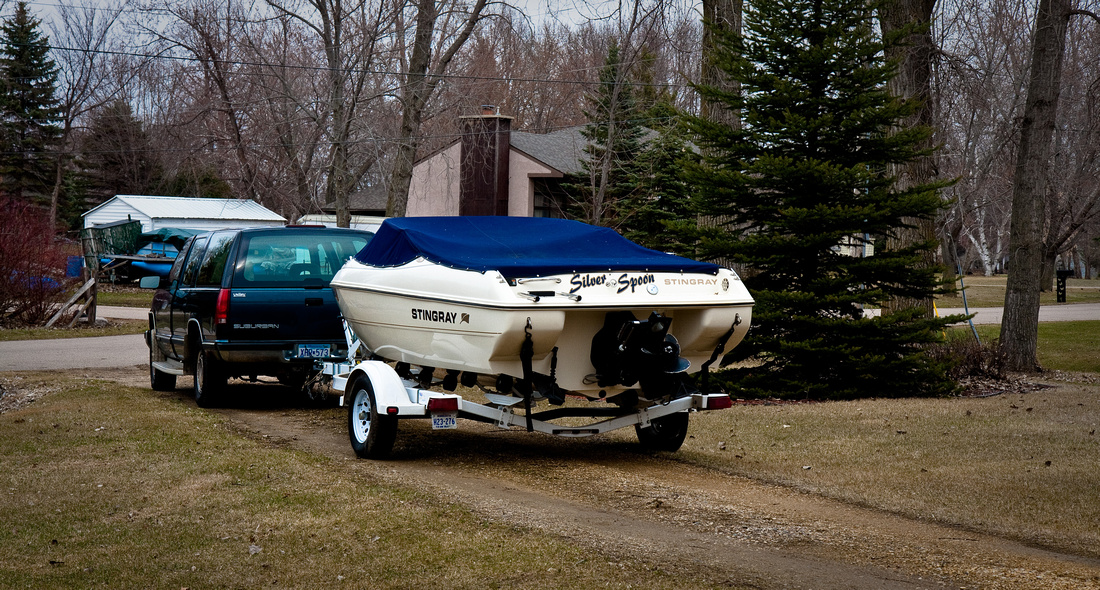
[[320, 318, 738, 460]]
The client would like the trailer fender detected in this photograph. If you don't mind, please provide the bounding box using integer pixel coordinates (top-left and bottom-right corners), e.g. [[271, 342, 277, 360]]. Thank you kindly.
[[347, 361, 421, 415]]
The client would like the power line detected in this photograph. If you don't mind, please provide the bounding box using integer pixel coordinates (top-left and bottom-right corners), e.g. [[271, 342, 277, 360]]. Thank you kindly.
[[0, 112, 679, 157], [44, 42, 691, 90]]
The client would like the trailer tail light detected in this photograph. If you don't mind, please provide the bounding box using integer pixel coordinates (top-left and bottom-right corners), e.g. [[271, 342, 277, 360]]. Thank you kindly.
[[427, 397, 459, 412], [705, 394, 733, 410], [215, 289, 230, 325]]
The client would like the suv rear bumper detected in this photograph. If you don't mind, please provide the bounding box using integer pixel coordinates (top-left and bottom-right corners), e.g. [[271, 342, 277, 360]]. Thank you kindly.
[[207, 341, 349, 365]]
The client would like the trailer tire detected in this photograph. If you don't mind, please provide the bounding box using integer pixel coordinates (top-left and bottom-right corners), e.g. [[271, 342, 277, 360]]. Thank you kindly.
[[194, 351, 225, 408], [150, 346, 176, 391], [635, 411, 689, 452], [348, 374, 397, 459]]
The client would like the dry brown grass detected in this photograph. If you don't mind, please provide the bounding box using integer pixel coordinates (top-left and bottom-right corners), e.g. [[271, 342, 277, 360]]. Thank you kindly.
[[662, 380, 1100, 558], [0, 373, 690, 589], [939, 275, 1100, 307]]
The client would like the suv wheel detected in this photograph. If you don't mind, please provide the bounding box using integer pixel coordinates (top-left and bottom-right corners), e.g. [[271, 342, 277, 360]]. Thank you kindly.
[[195, 351, 225, 408]]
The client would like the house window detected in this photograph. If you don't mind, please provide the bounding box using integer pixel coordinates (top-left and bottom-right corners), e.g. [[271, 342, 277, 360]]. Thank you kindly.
[[532, 179, 566, 219]]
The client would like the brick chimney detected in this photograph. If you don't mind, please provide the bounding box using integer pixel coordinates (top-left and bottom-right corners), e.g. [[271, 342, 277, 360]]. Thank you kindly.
[[459, 105, 513, 216]]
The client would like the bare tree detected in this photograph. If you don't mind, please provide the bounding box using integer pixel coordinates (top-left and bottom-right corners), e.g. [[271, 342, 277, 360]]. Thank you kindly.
[[47, 0, 127, 233], [385, 0, 491, 218], [1001, 0, 1072, 372], [262, 0, 395, 225], [1038, 12, 1100, 288], [700, 0, 740, 128], [935, 0, 1032, 276], [572, 0, 670, 227], [141, 0, 267, 203]]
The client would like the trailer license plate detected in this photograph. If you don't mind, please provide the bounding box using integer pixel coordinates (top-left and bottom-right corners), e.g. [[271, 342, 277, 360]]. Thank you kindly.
[[431, 411, 457, 430], [297, 344, 330, 359]]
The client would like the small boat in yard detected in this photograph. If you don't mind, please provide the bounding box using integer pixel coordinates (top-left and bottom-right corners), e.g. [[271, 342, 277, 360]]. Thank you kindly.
[[328, 216, 754, 458]]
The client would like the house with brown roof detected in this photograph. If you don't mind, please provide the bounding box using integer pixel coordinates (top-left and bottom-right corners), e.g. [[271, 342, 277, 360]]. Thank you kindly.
[[407, 107, 587, 218]]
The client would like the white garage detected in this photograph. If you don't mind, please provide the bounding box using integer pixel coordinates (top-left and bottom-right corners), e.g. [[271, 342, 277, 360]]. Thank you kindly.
[[82, 195, 286, 232]]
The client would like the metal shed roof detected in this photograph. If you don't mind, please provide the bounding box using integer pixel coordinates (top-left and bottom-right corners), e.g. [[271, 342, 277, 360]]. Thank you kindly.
[[85, 195, 286, 223]]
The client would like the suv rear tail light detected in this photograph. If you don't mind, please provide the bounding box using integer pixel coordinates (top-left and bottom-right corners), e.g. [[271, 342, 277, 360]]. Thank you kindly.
[[215, 288, 230, 325]]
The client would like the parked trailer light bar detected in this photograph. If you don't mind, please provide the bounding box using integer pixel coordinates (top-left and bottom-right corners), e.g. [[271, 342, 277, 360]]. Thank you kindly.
[[427, 397, 460, 413]]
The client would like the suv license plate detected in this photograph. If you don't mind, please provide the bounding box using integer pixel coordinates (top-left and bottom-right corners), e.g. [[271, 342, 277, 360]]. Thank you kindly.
[[297, 344, 330, 359], [431, 411, 457, 430]]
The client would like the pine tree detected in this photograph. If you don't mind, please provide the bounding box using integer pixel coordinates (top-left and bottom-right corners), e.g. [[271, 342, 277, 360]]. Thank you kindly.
[[620, 100, 698, 255], [564, 41, 645, 226], [685, 0, 961, 399], [79, 99, 163, 204], [0, 1, 61, 203]]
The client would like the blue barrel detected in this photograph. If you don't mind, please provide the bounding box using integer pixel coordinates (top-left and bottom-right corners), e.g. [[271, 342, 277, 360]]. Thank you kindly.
[[66, 256, 84, 278]]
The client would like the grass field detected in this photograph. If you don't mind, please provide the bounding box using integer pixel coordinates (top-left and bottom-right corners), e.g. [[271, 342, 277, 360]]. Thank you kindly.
[[938, 275, 1100, 307], [968, 321, 1100, 374], [0, 374, 685, 589], [0, 319, 146, 341], [3, 370, 1098, 589], [669, 376, 1100, 559], [95, 286, 154, 308]]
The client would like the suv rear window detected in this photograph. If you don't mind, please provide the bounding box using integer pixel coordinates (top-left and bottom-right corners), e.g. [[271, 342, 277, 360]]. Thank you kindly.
[[235, 231, 371, 287]]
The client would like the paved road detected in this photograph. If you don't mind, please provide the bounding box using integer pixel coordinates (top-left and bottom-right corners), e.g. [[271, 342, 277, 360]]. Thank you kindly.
[[0, 333, 147, 371], [0, 306, 149, 371], [96, 305, 147, 320], [936, 302, 1100, 324]]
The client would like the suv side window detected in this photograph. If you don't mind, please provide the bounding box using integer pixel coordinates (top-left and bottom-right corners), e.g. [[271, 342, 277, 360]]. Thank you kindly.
[[180, 236, 209, 287], [196, 232, 236, 287], [166, 238, 193, 283]]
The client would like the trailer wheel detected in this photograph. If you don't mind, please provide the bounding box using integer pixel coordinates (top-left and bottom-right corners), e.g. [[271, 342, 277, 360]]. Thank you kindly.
[[635, 411, 689, 452], [150, 346, 176, 392], [194, 351, 225, 408], [348, 374, 397, 459]]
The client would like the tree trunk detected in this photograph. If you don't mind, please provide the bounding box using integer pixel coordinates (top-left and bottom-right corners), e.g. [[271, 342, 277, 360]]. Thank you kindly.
[[700, 0, 741, 129], [386, 0, 435, 219], [386, 0, 488, 218], [879, 0, 938, 317], [1040, 249, 1057, 291], [939, 225, 959, 298], [49, 153, 64, 236], [1001, 0, 1070, 373]]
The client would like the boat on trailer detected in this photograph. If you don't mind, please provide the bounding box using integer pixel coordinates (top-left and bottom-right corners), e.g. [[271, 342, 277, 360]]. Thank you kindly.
[[328, 216, 754, 458]]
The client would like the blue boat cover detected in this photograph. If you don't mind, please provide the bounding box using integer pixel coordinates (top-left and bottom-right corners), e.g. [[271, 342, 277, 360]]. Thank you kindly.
[[355, 217, 720, 279]]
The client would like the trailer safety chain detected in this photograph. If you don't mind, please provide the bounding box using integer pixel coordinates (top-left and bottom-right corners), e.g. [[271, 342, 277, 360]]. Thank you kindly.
[[521, 318, 535, 432]]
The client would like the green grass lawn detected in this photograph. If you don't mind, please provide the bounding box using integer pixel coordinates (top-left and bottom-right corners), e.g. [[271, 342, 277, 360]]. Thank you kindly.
[[962, 320, 1100, 374], [0, 319, 146, 341], [95, 286, 154, 308]]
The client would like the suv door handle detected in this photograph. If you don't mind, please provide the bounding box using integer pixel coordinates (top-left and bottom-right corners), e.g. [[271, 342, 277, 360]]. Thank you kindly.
[[305, 298, 323, 307]]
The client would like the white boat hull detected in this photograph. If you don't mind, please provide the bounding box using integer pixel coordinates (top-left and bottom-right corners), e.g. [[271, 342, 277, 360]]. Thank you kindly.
[[332, 258, 753, 397]]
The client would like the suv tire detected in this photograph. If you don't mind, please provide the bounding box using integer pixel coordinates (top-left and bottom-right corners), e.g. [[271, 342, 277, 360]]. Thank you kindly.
[[195, 350, 225, 408]]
